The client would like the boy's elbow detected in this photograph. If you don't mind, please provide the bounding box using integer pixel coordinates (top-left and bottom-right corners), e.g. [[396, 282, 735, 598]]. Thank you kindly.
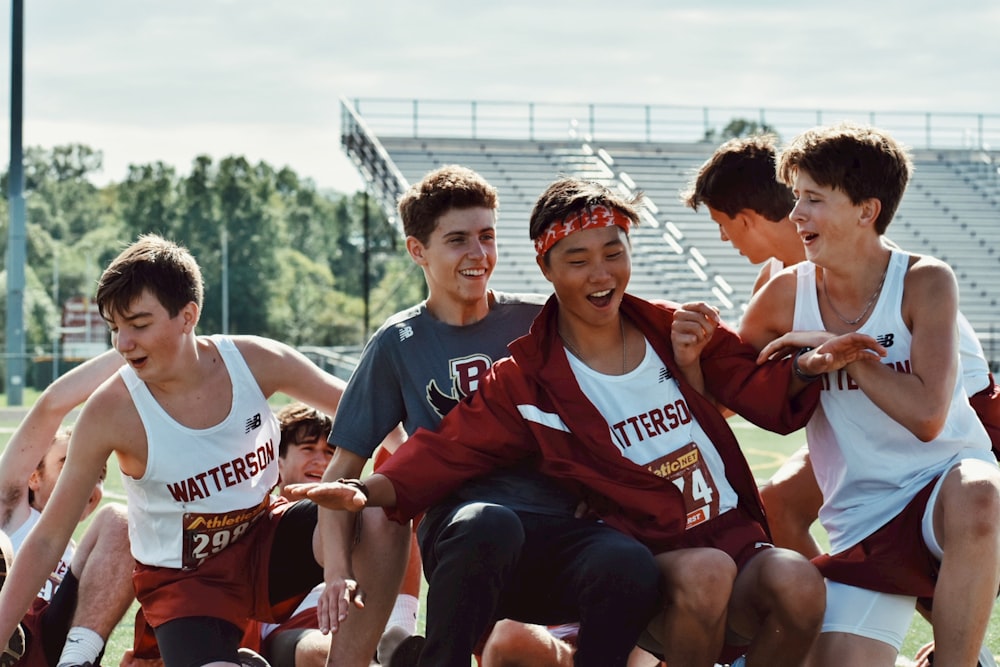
[[910, 414, 946, 443]]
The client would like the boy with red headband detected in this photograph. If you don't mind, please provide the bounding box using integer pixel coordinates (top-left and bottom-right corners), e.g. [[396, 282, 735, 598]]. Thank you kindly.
[[293, 177, 829, 667], [316, 165, 661, 667]]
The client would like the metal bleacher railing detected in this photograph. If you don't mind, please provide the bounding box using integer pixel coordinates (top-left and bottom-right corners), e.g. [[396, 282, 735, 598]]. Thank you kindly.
[[345, 97, 1000, 152], [340, 96, 1000, 367]]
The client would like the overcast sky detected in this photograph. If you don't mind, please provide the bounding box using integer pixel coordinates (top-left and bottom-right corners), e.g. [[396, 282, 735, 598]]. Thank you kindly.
[[1, 1, 998, 193]]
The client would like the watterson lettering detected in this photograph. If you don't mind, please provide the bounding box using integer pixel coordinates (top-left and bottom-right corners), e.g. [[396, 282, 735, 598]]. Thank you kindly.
[[820, 359, 911, 391], [612, 399, 692, 448], [167, 440, 275, 502]]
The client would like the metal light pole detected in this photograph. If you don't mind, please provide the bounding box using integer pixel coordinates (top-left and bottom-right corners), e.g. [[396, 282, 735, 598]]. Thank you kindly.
[[5, 0, 26, 405], [221, 224, 229, 334], [51, 243, 59, 382], [362, 190, 370, 338]]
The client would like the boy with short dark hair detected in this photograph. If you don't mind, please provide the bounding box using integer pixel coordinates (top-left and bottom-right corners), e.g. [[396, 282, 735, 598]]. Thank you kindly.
[[738, 122, 1000, 666], [299, 176, 828, 667], [316, 166, 662, 667], [0, 234, 347, 667]]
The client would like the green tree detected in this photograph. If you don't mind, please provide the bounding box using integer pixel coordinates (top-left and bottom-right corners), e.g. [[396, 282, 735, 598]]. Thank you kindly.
[[214, 156, 282, 336], [703, 118, 780, 143], [118, 162, 181, 240]]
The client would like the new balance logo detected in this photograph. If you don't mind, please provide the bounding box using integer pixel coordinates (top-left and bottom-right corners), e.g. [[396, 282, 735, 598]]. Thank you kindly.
[[659, 367, 673, 383], [876, 333, 895, 348], [245, 414, 262, 433], [398, 325, 414, 342]]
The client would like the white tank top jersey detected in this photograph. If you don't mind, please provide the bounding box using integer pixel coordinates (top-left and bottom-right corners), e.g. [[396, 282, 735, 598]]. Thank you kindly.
[[8, 507, 75, 601], [120, 335, 280, 569], [568, 338, 739, 530], [773, 256, 990, 395], [793, 251, 993, 553]]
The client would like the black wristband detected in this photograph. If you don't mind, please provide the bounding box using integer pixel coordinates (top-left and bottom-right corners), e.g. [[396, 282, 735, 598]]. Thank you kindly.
[[337, 477, 370, 499], [793, 346, 820, 382]]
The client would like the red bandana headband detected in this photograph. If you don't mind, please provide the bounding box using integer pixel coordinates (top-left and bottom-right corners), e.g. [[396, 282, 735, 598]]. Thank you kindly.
[[533, 205, 633, 257]]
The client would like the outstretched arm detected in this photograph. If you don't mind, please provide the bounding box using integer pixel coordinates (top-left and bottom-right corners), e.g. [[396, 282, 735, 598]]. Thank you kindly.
[[0, 349, 122, 532], [285, 473, 397, 511], [0, 388, 115, 649], [234, 336, 346, 416]]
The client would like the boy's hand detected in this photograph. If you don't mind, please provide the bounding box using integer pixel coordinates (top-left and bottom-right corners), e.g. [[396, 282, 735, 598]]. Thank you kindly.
[[283, 482, 368, 511]]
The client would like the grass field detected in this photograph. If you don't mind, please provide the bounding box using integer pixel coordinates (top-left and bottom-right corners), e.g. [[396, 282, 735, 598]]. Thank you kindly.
[[1, 402, 997, 664]]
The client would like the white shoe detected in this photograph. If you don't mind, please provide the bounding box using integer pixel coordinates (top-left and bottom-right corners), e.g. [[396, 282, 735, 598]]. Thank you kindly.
[[377, 625, 409, 665], [979, 645, 998, 667]]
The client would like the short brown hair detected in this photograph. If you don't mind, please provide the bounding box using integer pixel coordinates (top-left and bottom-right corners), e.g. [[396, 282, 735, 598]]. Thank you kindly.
[[683, 134, 795, 222], [529, 178, 644, 263], [777, 122, 913, 234], [96, 234, 204, 322], [397, 165, 498, 244], [276, 403, 333, 458]]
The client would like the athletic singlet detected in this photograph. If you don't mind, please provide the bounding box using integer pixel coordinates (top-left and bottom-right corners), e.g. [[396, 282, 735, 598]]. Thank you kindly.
[[793, 251, 993, 552], [120, 335, 280, 569], [8, 507, 75, 601], [771, 257, 990, 395], [567, 338, 738, 529]]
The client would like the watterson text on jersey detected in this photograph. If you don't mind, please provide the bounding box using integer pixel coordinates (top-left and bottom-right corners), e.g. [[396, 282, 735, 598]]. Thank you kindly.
[[166, 440, 276, 502]]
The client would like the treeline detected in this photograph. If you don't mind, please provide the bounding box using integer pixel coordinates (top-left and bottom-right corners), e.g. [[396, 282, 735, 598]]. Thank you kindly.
[[0, 144, 425, 357]]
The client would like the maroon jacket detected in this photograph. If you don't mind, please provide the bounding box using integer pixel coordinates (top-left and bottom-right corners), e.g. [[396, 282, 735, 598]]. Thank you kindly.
[[379, 294, 820, 552]]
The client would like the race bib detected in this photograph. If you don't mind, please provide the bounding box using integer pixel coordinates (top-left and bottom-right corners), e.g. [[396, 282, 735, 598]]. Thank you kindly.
[[181, 497, 269, 570], [645, 442, 721, 529]]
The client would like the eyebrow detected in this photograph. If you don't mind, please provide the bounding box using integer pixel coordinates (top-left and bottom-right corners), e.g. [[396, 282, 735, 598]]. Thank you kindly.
[[120, 310, 154, 323]]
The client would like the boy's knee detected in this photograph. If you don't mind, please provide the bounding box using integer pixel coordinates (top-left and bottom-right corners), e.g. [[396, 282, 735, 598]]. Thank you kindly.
[[758, 553, 825, 627], [447, 504, 525, 547], [664, 550, 736, 617], [360, 507, 411, 547]]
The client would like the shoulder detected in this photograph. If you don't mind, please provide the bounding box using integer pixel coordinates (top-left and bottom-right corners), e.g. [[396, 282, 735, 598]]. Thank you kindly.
[[380, 303, 426, 328], [752, 259, 784, 294], [901, 252, 957, 303], [227, 334, 297, 362], [77, 373, 142, 454], [490, 291, 548, 309], [643, 298, 681, 315], [227, 335, 314, 391]]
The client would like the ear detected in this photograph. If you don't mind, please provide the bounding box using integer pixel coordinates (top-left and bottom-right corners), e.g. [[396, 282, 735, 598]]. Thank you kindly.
[[535, 254, 554, 284], [858, 198, 882, 228], [405, 236, 427, 266], [27, 470, 41, 492], [181, 301, 200, 333], [736, 210, 758, 230]]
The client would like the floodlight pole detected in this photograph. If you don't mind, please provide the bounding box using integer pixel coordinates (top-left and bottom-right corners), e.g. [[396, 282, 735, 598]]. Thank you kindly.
[[6, 0, 26, 406]]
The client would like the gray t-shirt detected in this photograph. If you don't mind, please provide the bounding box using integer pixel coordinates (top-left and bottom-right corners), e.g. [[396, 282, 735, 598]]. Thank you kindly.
[[331, 291, 577, 516]]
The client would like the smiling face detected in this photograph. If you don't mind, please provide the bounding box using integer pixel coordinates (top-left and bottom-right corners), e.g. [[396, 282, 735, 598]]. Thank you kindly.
[[789, 170, 872, 267], [279, 435, 336, 487], [108, 288, 197, 382], [407, 206, 498, 324], [538, 224, 631, 332]]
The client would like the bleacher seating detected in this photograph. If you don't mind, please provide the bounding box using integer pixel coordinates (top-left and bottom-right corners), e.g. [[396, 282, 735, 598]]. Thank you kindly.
[[342, 105, 1000, 362]]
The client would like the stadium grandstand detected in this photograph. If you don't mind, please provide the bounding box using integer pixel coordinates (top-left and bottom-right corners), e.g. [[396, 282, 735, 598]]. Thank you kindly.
[[339, 97, 1000, 365]]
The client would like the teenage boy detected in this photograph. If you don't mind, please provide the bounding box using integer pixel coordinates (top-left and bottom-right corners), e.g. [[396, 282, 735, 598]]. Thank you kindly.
[[737, 122, 1000, 666], [315, 166, 661, 667], [295, 176, 828, 667], [0, 350, 133, 667], [0, 234, 347, 667], [683, 133, 1000, 558]]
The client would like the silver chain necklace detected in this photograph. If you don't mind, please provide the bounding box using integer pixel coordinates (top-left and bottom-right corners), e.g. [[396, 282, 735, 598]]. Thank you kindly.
[[560, 317, 627, 374], [823, 261, 889, 326]]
